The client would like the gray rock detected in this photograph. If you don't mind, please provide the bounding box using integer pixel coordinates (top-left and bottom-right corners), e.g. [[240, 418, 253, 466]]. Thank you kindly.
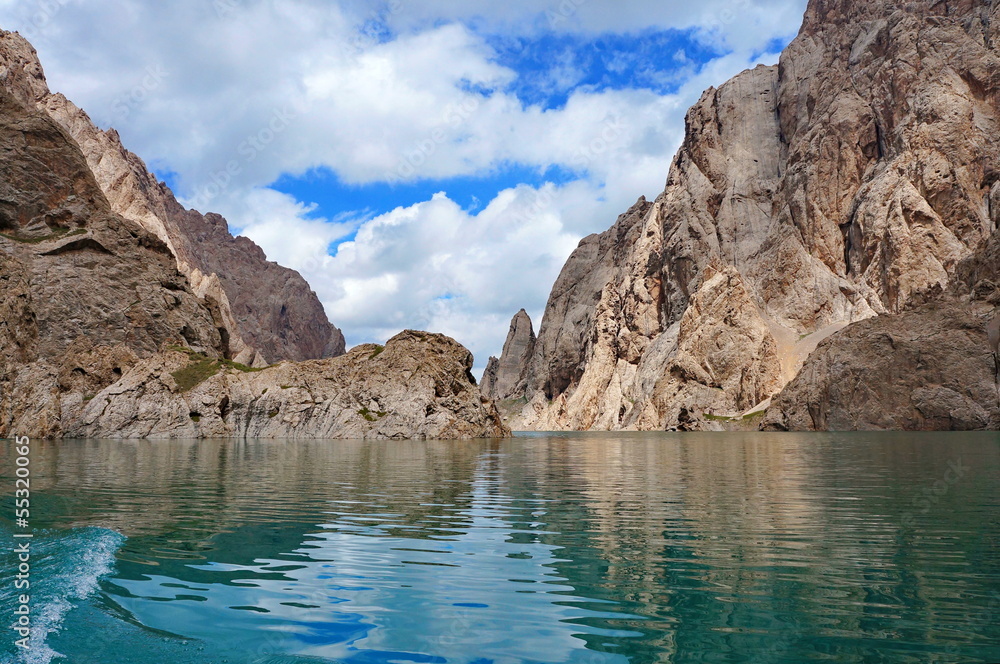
[[69, 331, 509, 440], [480, 309, 535, 402], [503, 0, 1000, 431]]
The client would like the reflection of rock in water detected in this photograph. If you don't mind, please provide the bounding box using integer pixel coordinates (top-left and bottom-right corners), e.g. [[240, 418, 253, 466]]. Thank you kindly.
[[989, 312, 1000, 407], [5, 435, 1000, 662]]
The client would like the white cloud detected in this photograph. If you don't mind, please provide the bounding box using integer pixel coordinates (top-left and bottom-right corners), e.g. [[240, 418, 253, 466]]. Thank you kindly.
[[240, 182, 617, 374], [0, 0, 807, 372]]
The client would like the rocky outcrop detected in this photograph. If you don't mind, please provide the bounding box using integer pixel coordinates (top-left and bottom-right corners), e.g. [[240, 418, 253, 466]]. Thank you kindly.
[[763, 296, 1000, 431], [493, 0, 1000, 431], [67, 331, 508, 440], [0, 35, 506, 440], [0, 83, 223, 438], [480, 309, 535, 402], [765, 213, 1000, 431], [0, 30, 345, 366]]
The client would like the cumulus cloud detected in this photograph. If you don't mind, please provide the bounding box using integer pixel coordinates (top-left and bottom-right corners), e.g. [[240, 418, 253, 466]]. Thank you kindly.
[[241, 183, 599, 372], [0, 0, 807, 373]]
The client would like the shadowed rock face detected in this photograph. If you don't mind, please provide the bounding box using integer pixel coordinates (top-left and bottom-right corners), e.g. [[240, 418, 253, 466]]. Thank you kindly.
[[0, 30, 345, 366], [0, 84, 224, 438], [490, 0, 1000, 431], [763, 297, 1000, 431], [481, 309, 535, 403]]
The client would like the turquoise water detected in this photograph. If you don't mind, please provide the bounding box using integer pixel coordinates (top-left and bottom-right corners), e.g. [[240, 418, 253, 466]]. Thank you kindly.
[[1, 432, 999, 663]]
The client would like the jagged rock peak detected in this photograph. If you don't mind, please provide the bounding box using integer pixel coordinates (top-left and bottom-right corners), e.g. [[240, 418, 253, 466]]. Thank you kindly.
[[481, 309, 535, 403], [0, 29, 346, 365]]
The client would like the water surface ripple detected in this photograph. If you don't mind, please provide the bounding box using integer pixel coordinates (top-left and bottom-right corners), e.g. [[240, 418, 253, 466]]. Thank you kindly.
[[1, 432, 999, 663]]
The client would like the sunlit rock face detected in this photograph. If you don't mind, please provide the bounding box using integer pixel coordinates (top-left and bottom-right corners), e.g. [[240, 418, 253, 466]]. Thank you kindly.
[[492, 0, 1000, 431]]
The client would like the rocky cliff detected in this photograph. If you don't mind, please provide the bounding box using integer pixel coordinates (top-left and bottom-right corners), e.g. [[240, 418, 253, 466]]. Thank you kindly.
[[0, 30, 345, 366], [493, 0, 1000, 431], [0, 32, 506, 440], [481, 309, 536, 403]]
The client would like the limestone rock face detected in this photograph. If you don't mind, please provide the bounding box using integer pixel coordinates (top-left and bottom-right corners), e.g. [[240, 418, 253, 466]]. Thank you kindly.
[[69, 331, 509, 440], [494, 0, 1000, 431], [480, 309, 535, 402], [0, 30, 346, 365]]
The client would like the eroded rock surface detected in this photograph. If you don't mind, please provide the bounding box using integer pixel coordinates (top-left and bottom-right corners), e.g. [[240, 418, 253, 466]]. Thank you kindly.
[[0, 83, 223, 438], [0, 30, 345, 366], [69, 331, 509, 440], [493, 0, 1000, 431]]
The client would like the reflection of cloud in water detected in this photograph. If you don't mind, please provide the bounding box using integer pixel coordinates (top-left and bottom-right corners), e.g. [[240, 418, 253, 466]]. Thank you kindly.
[[107, 450, 632, 663], [3, 434, 1000, 663]]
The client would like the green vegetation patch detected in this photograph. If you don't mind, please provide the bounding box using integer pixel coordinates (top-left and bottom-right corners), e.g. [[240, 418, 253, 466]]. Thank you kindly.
[[168, 346, 268, 393], [220, 358, 265, 373], [358, 407, 388, 422], [368, 345, 385, 359], [172, 358, 221, 393]]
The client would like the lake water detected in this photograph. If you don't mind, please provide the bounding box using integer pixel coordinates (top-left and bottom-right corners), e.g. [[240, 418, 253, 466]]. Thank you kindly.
[[1, 432, 999, 664]]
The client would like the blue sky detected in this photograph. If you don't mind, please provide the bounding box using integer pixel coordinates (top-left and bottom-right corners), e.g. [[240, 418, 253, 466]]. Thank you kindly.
[[253, 25, 730, 248], [0, 0, 808, 374]]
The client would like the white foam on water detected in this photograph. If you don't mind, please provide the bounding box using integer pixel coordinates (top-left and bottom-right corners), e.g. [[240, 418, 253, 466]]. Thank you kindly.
[[12, 528, 126, 664]]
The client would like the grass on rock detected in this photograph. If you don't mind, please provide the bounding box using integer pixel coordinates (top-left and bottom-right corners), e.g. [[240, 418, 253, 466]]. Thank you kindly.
[[168, 347, 267, 393]]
